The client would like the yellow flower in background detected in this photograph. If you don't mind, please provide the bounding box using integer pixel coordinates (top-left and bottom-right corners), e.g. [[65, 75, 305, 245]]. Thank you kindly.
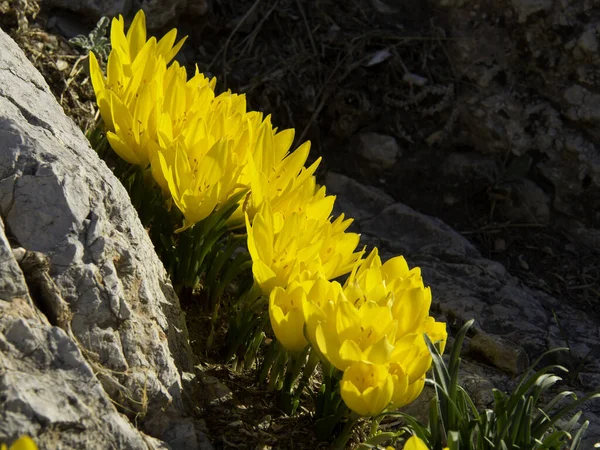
[[340, 361, 394, 416], [403, 435, 430, 450], [1, 436, 38, 450]]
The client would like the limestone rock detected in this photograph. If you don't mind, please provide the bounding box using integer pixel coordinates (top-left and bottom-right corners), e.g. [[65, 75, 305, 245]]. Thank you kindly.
[[0, 26, 208, 448], [0, 217, 168, 449]]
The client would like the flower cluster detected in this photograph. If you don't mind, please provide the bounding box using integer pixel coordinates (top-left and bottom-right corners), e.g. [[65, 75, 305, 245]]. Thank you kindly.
[[90, 9, 447, 421], [89, 10, 314, 231], [258, 233, 447, 416]]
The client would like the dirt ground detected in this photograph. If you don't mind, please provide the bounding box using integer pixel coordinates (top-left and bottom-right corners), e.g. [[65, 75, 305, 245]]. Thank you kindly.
[[1, 0, 598, 448]]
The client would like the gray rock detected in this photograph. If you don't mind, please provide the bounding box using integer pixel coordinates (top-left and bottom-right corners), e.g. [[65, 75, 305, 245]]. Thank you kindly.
[[325, 172, 395, 221], [442, 152, 498, 182], [361, 202, 480, 258], [356, 132, 401, 169], [563, 84, 600, 129], [0, 217, 167, 449], [555, 218, 600, 253], [577, 28, 599, 54], [44, 0, 132, 25], [496, 178, 551, 224], [0, 27, 209, 449]]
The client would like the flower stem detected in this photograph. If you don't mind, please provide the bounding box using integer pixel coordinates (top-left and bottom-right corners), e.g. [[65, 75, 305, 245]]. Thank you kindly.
[[332, 413, 359, 450]]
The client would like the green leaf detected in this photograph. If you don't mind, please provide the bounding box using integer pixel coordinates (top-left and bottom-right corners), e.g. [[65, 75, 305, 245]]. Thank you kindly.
[[569, 420, 589, 450], [532, 391, 600, 438]]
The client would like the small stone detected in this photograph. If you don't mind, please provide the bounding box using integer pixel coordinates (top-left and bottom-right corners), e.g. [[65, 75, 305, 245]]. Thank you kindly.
[[497, 179, 551, 224], [56, 59, 69, 71], [511, 0, 552, 23], [494, 238, 506, 252], [443, 192, 459, 206], [12, 247, 26, 262], [356, 132, 401, 169], [199, 374, 233, 406], [578, 29, 598, 54], [468, 332, 530, 375]]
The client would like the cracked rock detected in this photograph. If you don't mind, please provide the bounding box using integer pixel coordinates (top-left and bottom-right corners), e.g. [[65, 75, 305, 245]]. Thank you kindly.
[[0, 26, 210, 449]]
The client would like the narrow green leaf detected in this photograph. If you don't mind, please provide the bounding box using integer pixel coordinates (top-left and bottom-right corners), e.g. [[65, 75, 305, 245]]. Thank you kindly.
[[569, 420, 589, 450]]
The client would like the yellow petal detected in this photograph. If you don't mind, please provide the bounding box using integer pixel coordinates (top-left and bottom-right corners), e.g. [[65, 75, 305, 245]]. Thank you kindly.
[[88, 51, 105, 96], [338, 339, 364, 367], [269, 287, 308, 352], [363, 336, 394, 365], [110, 15, 128, 58], [394, 375, 425, 409], [404, 435, 429, 450], [107, 132, 142, 165], [127, 9, 147, 58], [341, 361, 393, 416], [9, 436, 38, 450]]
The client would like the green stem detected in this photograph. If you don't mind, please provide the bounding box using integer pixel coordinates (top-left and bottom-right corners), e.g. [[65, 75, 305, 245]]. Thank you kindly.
[[268, 343, 288, 391], [258, 340, 280, 384], [333, 413, 360, 450], [292, 347, 320, 408], [369, 415, 383, 438]]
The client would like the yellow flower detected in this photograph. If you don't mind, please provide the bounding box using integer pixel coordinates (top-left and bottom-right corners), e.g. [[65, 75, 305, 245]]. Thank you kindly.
[[318, 213, 362, 280], [269, 282, 309, 352], [306, 247, 446, 413], [109, 10, 186, 69], [301, 276, 344, 345], [268, 274, 346, 352], [403, 435, 429, 450], [157, 138, 242, 232], [313, 298, 397, 371], [1, 436, 38, 450], [88, 9, 189, 166], [340, 361, 394, 416], [246, 203, 324, 294]]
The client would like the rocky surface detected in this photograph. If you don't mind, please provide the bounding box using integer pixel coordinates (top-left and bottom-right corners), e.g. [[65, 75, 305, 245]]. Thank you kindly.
[[0, 26, 209, 449], [0, 218, 169, 449], [327, 172, 600, 445], [429, 0, 600, 233]]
